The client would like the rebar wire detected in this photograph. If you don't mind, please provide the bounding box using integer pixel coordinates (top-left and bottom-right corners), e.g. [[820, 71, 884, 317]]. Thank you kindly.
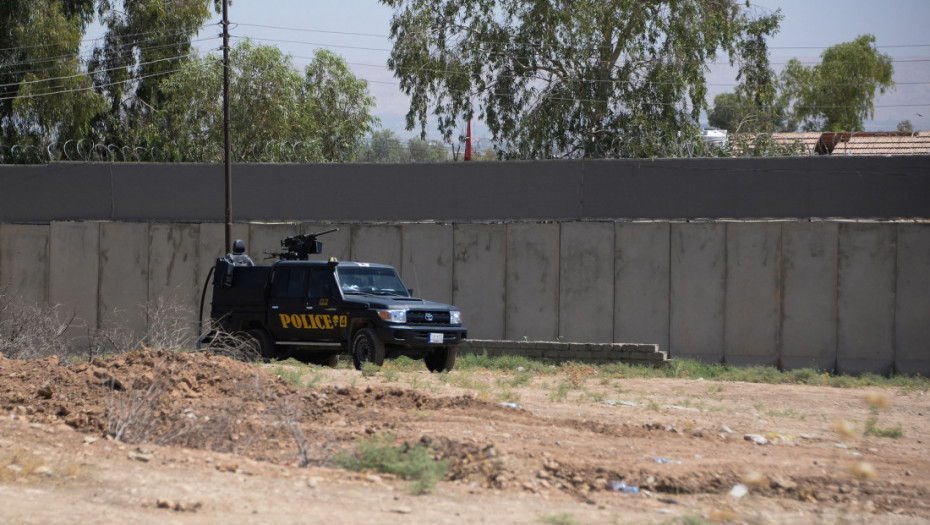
[[4, 132, 929, 164]]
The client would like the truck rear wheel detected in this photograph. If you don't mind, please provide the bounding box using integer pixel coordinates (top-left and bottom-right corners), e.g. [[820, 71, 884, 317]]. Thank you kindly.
[[352, 328, 385, 370], [247, 329, 275, 361], [424, 346, 456, 373]]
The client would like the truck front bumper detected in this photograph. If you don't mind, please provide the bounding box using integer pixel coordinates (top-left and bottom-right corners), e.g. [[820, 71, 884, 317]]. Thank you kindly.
[[376, 325, 468, 347]]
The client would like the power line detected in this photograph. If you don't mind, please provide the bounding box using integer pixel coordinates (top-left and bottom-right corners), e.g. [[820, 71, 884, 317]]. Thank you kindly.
[[232, 22, 930, 52], [320, 58, 930, 89], [232, 34, 930, 70], [0, 52, 201, 90], [0, 61, 214, 102], [0, 24, 217, 54], [2, 36, 219, 80]]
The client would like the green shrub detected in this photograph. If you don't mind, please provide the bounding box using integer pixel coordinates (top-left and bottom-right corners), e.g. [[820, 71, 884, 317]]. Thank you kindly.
[[360, 361, 380, 378], [333, 433, 448, 494], [864, 417, 903, 438]]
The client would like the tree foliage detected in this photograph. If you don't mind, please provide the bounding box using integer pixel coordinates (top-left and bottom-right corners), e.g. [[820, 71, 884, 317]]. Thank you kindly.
[[88, 0, 221, 142], [779, 34, 894, 132], [1, 0, 102, 144], [381, 0, 781, 158], [1, 1, 379, 163], [154, 41, 378, 162], [364, 129, 407, 163], [361, 129, 448, 163]]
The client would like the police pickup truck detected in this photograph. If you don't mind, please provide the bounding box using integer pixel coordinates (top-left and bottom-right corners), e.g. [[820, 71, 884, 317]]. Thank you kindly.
[[202, 232, 466, 372]]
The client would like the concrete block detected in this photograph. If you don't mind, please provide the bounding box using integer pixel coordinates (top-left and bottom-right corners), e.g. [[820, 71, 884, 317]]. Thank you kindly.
[[248, 223, 300, 263], [453, 223, 506, 340], [505, 222, 560, 341], [401, 223, 453, 304], [300, 223, 350, 262], [559, 222, 614, 343], [780, 222, 838, 371], [48, 222, 100, 346], [98, 222, 149, 343], [614, 222, 670, 349], [836, 223, 895, 375], [724, 223, 780, 367], [350, 224, 402, 269], [895, 224, 930, 376], [669, 222, 725, 362], [148, 224, 200, 340], [0, 224, 48, 312]]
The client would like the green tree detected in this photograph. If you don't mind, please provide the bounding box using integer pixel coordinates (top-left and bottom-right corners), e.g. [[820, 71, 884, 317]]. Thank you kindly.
[[363, 129, 408, 163], [708, 14, 786, 134], [88, 0, 221, 143], [407, 138, 447, 162], [304, 50, 380, 161], [779, 34, 894, 132], [896, 120, 913, 132], [380, 0, 781, 158], [707, 92, 749, 132], [1, 0, 102, 146], [155, 41, 377, 162]]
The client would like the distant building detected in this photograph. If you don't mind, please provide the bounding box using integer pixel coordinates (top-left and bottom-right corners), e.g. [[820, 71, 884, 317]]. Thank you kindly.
[[770, 131, 930, 156]]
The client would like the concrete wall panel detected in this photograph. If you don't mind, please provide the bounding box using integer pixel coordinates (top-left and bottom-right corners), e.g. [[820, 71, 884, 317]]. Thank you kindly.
[[453, 223, 506, 340], [780, 222, 838, 371], [724, 223, 780, 366], [48, 222, 99, 344], [505, 222, 560, 341], [351, 224, 402, 269], [837, 224, 896, 375], [148, 224, 200, 325], [401, 224, 453, 304], [670, 222, 725, 361], [614, 222, 670, 350], [0, 224, 48, 312], [895, 225, 930, 376], [98, 222, 149, 341], [559, 222, 614, 343]]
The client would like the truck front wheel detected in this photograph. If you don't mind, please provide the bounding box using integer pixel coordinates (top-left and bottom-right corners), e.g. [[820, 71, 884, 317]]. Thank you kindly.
[[352, 328, 385, 370], [424, 346, 456, 373]]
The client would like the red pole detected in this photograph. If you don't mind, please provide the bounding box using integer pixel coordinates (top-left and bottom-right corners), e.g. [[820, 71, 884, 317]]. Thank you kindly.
[[464, 120, 472, 161]]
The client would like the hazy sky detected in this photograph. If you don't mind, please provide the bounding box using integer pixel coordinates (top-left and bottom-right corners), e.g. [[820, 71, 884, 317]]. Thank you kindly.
[[187, 1, 930, 136]]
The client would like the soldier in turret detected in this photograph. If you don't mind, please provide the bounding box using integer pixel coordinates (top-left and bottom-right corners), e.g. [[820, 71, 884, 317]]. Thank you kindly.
[[226, 239, 254, 266]]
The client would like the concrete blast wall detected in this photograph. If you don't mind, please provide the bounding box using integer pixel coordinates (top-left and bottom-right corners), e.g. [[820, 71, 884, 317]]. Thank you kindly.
[[1, 219, 927, 375]]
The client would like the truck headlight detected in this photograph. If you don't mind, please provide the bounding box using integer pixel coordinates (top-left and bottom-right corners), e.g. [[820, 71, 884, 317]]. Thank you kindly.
[[377, 309, 407, 323], [450, 310, 462, 325]]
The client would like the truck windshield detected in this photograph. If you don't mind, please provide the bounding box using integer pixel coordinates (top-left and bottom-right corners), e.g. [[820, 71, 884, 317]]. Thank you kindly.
[[337, 267, 409, 297]]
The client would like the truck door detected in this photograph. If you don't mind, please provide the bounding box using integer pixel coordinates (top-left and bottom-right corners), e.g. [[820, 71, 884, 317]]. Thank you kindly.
[[306, 269, 347, 341], [268, 266, 311, 343], [269, 266, 345, 343]]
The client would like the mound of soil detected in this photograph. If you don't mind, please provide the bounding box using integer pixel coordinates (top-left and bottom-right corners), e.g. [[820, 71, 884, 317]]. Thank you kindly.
[[1, 349, 928, 524]]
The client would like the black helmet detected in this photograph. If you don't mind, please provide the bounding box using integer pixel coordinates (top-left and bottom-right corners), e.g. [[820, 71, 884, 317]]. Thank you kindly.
[[233, 239, 246, 254]]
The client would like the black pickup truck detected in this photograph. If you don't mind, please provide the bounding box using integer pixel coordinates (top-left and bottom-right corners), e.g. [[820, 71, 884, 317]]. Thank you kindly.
[[203, 238, 466, 372]]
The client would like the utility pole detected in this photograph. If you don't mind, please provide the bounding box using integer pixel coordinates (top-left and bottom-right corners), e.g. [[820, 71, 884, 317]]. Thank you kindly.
[[222, 0, 232, 254]]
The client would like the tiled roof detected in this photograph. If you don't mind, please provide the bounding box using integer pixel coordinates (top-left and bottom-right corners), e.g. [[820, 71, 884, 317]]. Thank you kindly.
[[769, 132, 822, 155], [754, 131, 930, 156], [827, 131, 930, 156]]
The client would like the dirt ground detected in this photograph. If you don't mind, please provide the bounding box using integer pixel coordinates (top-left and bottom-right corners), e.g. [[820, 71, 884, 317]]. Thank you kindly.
[[1, 349, 928, 524]]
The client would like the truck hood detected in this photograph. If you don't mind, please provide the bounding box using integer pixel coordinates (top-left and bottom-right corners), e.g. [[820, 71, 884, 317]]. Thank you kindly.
[[343, 295, 457, 311]]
